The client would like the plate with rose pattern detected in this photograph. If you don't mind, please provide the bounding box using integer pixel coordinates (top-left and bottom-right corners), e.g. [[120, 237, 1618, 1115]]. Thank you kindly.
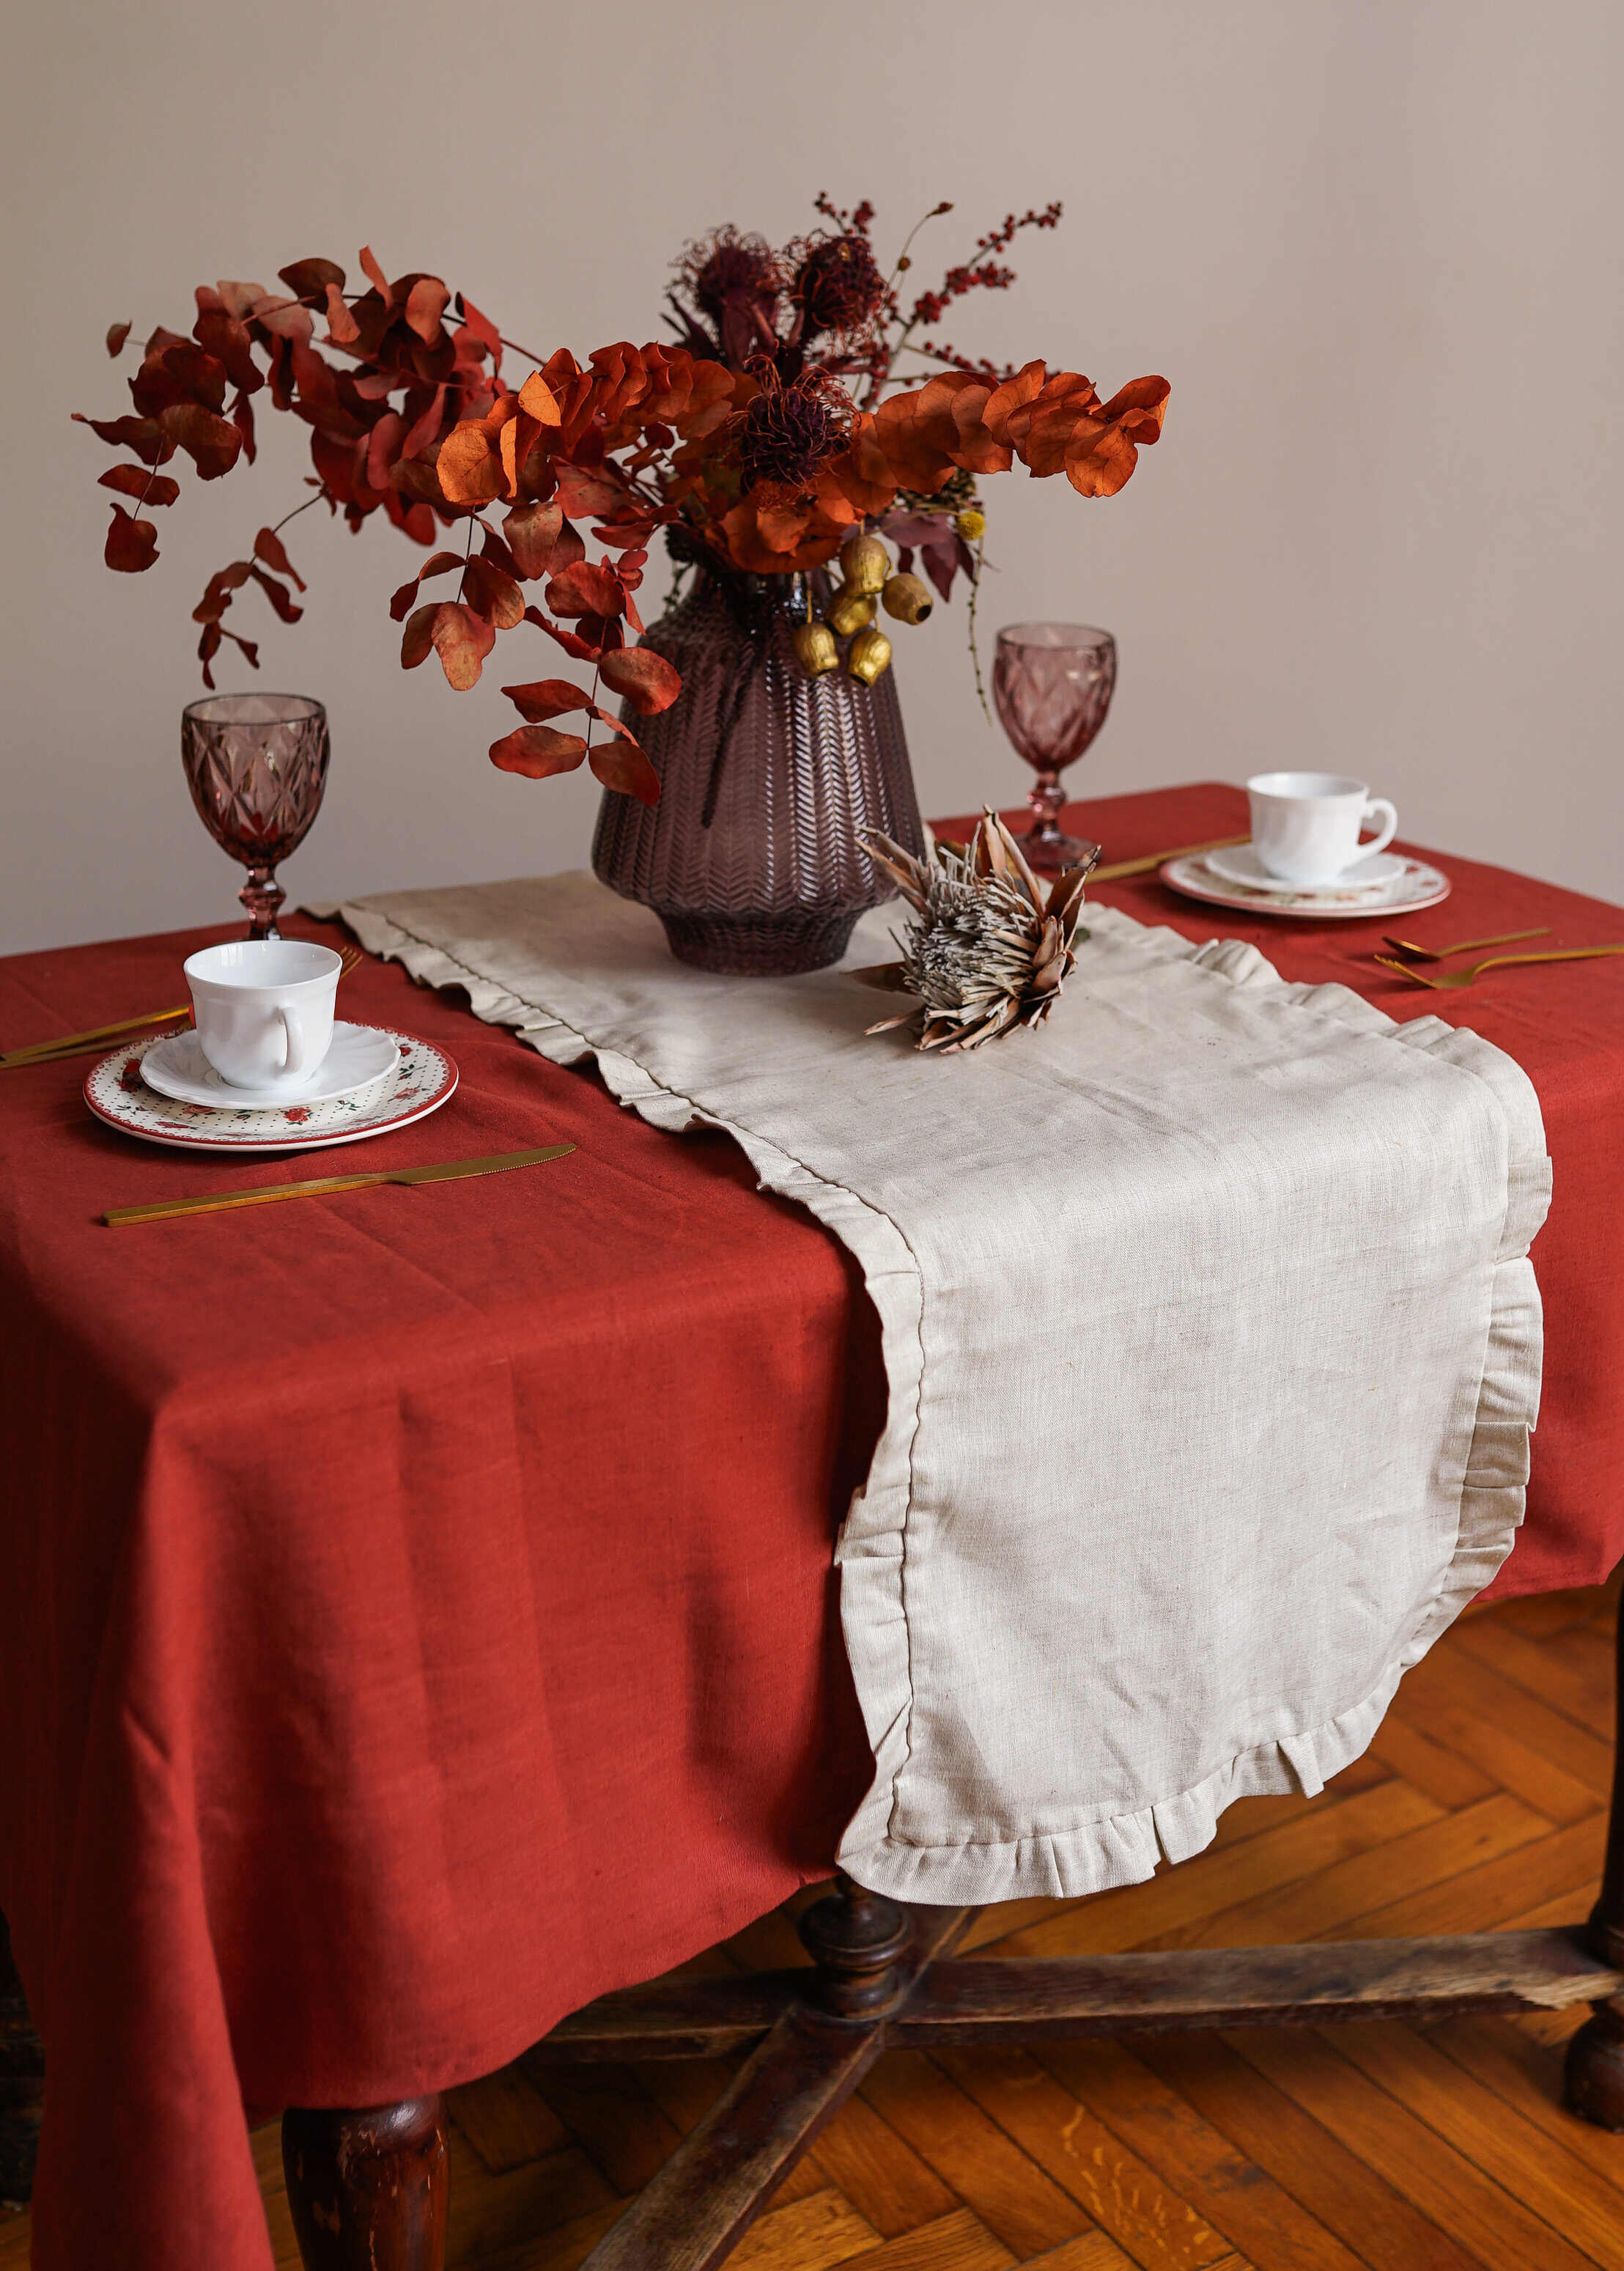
[[1161, 851, 1450, 921], [85, 1028, 457, 1153]]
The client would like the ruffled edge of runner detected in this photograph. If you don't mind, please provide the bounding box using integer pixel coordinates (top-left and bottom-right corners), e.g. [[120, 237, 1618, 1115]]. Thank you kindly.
[[322, 895, 1549, 1910], [840, 918, 1551, 1902]]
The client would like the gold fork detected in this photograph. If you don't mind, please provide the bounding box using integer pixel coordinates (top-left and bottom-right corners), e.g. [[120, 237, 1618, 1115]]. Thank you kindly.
[[1379, 925, 1550, 963], [1, 946, 363, 1068], [1374, 944, 1624, 990]]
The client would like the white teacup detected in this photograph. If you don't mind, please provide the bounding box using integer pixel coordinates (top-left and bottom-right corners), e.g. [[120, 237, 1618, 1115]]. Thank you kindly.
[[183, 939, 341, 1092], [1247, 771, 1399, 886]]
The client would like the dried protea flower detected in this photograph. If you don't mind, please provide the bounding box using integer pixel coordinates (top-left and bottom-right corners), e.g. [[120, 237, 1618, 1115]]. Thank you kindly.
[[791, 231, 887, 339], [676, 227, 781, 367], [731, 367, 851, 493], [853, 811, 1098, 1051]]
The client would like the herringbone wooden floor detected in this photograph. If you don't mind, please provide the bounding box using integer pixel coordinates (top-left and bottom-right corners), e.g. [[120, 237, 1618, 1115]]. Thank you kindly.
[[5, 1575, 1621, 2270]]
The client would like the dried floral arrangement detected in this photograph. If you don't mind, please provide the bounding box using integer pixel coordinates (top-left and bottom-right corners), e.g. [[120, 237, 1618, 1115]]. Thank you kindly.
[[79, 199, 1167, 805], [855, 812, 1096, 1051]]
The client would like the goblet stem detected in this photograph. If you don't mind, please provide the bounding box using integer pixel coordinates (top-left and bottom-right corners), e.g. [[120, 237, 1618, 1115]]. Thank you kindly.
[[240, 865, 285, 940]]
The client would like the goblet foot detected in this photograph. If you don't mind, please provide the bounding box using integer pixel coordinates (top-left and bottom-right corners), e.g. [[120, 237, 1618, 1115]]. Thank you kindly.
[[240, 866, 286, 940], [1022, 822, 1095, 875]]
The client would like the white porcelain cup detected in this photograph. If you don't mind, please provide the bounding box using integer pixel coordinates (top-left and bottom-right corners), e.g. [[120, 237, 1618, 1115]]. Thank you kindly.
[[183, 939, 341, 1092], [1246, 771, 1399, 885]]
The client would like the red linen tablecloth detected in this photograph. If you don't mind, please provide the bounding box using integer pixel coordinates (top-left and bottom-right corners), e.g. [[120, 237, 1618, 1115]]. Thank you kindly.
[[1, 781, 1620, 2270]]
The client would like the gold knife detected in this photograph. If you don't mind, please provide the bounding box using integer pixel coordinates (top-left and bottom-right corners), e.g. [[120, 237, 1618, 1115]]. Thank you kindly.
[[4, 1030, 177, 1071], [1, 1005, 191, 1067], [1091, 833, 1250, 883], [104, 1145, 575, 1227]]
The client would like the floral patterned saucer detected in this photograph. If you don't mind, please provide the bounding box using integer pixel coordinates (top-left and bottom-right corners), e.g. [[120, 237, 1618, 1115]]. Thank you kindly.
[[85, 1027, 457, 1154], [1162, 851, 1450, 921]]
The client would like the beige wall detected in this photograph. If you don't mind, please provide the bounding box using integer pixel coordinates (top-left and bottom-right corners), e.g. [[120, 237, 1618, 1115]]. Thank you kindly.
[[3, 1, 1620, 952]]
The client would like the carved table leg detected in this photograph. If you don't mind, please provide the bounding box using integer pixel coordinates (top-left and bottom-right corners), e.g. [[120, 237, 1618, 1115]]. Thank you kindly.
[[798, 1871, 912, 2017], [575, 1879, 972, 2270], [282, 2097, 448, 2270], [1565, 1591, 1624, 2127]]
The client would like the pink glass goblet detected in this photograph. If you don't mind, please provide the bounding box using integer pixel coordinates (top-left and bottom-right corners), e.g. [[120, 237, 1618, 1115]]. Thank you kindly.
[[181, 693, 330, 938], [992, 623, 1117, 872]]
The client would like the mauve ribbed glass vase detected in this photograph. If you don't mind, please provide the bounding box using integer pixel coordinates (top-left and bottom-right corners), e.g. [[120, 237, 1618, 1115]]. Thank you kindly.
[[591, 566, 926, 974]]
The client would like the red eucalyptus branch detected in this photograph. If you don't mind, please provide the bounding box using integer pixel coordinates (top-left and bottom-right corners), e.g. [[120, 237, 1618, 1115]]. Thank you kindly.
[[78, 207, 1167, 802]]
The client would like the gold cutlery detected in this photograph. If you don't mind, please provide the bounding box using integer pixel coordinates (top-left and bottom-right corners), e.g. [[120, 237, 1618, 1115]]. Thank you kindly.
[[104, 1145, 574, 1227], [3, 1030, 180, 1070], [2, 1006, 192, 1067], [1378, 926, 1550, 963], [1091, 833, 1250, 883], [1374, 944, 1624, 991], [2, 946, 363, 1068]]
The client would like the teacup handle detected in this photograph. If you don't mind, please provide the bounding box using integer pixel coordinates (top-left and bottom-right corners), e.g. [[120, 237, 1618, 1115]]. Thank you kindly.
[[1359, 798, 1398, 859], [278, 1004, 317, 1078]]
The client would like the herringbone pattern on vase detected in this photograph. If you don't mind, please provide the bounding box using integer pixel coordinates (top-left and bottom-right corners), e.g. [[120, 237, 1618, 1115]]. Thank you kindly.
[[4, 1577, 1620, 2270]]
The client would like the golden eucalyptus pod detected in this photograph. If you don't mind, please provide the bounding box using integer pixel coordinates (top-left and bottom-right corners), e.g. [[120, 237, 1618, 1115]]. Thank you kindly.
[[838, 533, 890, 596], [846, 625, 893, 685], [827, 586, 878, 638], [882, 572, 934, 625], [955, 507, 986, 542], [793, 619, 839, 677]]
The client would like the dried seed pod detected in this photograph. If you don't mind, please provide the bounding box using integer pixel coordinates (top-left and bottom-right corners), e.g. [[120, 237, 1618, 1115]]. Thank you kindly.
[[792, 619, 839, 677], [846, 624, 893, 684], [881, 572, 934, 625], [827, 586, 877, 638], [838, 533, 890, 596]]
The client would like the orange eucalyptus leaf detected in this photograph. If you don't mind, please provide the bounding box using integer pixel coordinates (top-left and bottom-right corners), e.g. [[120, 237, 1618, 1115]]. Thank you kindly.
[[588, 735, 660, 805], [597, 646, 682, 717], [462, 553, 525, 630], [99, 463, 180, 507], [324, 284, 361, 347], [404, 276, 450, 344], [499, 679, 594, 722], [105, 504, 158, 572], [253, 526, 306, 589], [489, 724, 588, 778], [545, 559, 625, 618], [429, 601, 496, 689], [517, 371, 561, 424]]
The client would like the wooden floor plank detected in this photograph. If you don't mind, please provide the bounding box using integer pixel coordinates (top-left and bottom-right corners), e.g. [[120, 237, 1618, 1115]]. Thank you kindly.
[[1392, 1642, 1614, 1808], [860, 2051, 1096, 2259], [1339, 1815, 1606, 1940], [441, 2132, 618, 2268], [1365, 1713, 1497, 1812], [1430, 2014, 1624, 2191], [1225, 2026, 1603, 2271], [1453, 1618, 1616, 1739], [726, 2187, 881, 2271], [808, 2091, 960, 2239], [1018, 2238, 1144, 2271], [934, 2047, 1235, 2271], [1027, 2038, 1372, 2271], [451, 2067, 571, 2174], [523, 2061, 682, 2195], [840, 2205, 1018, 2269], [1137, 2031, 1484, 2271], [1330, 2019, 1624, 2270], [1139, 1793, 1551, 1953]]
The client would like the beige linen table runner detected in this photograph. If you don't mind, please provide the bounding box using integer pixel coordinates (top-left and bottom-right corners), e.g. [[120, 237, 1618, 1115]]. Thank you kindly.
[[325, 874, 1549, 1905]]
